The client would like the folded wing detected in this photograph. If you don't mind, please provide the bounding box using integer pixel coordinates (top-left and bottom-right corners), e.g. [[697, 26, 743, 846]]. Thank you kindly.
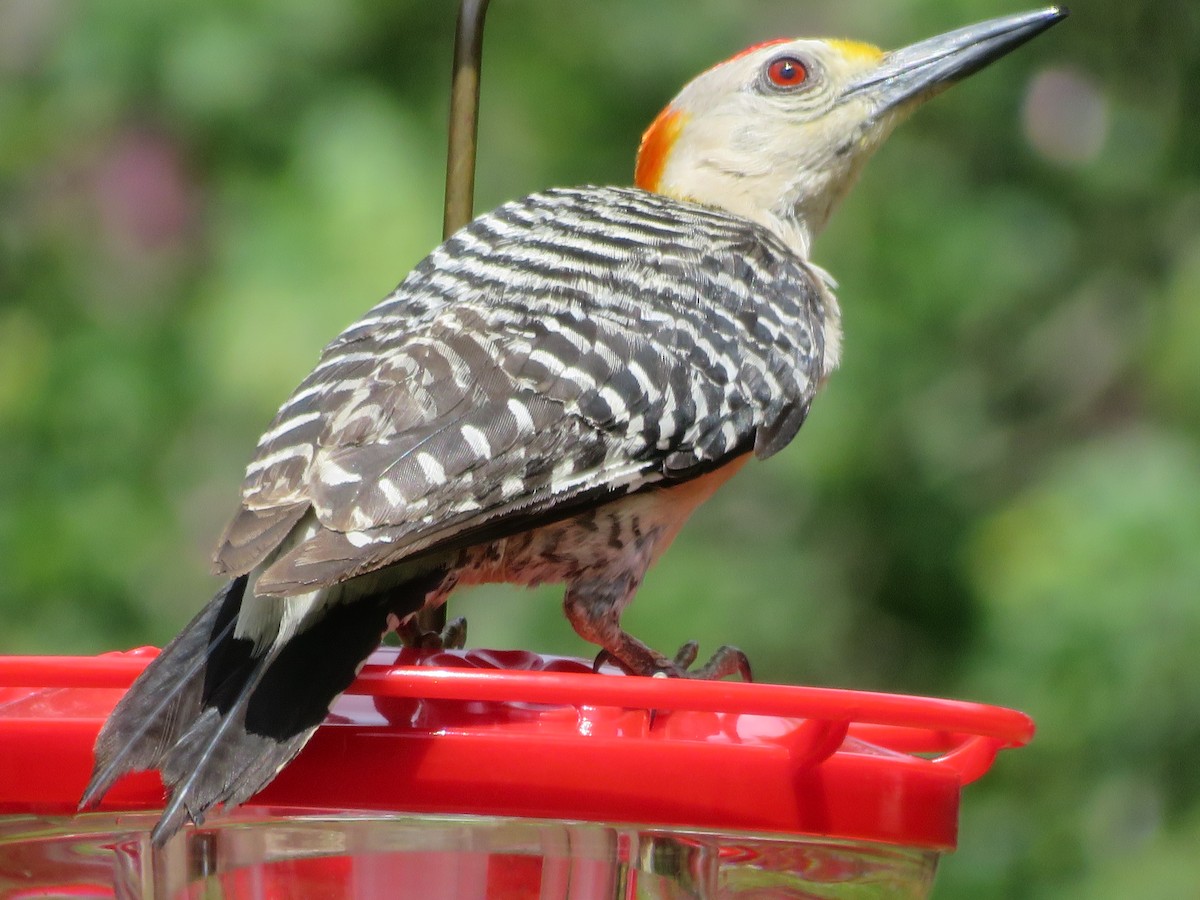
[[213, 186, 832, 594]]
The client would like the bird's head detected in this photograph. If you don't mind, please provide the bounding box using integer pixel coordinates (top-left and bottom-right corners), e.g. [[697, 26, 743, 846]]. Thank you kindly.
[[637, 7, 1067, 257]]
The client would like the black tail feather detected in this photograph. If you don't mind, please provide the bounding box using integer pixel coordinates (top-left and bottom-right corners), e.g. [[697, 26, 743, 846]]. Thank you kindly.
[[81, 568, 445, 846], [81, 576, 248, 809], [151, 641, 303, 844]]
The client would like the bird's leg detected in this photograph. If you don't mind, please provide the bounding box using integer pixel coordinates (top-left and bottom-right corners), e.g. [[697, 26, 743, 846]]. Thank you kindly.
[[565, 581, 751, 681], [398, 615, 468, 650]]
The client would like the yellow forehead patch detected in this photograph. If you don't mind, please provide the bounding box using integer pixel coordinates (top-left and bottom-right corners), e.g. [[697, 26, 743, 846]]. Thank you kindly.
[[826, 39, 884, 64]]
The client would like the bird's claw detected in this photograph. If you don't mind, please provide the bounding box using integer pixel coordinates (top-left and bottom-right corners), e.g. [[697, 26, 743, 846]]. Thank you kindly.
[[653, 642, 752, 681], [671, 640, 700, 670], [689, 643, 753, 682], [400, 615, 468, 650], [594, 641, 752, 682], [592, 648, 629, 673]]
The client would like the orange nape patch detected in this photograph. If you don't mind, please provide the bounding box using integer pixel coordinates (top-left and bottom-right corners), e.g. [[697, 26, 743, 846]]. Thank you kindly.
[[826, 39, 884, 64], [635, 106, 688, 193]]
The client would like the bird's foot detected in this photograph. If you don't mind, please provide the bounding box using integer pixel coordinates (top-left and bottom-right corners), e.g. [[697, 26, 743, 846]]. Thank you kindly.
[[666, 640, 753, 681], [399, 615, 468, 650], [594, 640, 752, 682]]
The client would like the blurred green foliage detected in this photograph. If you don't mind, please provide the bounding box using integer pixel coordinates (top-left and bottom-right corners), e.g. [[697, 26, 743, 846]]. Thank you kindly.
[[2, 0, 1198, 895]]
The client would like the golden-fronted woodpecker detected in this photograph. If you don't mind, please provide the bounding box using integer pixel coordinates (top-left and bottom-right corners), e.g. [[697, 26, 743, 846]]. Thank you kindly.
[[83, 7, 1067, 844]]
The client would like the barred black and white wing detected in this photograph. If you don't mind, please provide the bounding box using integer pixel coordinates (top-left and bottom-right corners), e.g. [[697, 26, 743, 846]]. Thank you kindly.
[[213, 186, 835, 594]]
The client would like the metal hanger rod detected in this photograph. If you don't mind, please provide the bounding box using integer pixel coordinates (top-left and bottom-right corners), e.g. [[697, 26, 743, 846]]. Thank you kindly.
[[443, 0, 492, 239]]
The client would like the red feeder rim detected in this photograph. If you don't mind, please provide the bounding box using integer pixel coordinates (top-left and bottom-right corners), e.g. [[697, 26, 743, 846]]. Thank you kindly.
[[0, 647, 1033, 851]]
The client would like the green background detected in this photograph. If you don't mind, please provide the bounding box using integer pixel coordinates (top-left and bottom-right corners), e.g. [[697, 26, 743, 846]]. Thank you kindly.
[[2, 0, 1197, 895]]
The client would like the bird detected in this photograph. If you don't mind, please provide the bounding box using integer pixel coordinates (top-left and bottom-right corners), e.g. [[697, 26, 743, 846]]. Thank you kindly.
[[81, 7, 1067, 844]]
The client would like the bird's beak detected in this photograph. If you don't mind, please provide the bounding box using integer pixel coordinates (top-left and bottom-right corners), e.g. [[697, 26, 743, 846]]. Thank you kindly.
[[843, 7, 1068, 115]]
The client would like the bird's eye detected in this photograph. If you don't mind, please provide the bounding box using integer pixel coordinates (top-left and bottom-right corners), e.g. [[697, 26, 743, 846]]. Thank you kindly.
[[765, 56, 808, 89]]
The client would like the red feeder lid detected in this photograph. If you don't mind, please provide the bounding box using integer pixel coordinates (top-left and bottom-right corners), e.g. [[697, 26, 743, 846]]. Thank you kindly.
[[0, 648, 1033, 851]]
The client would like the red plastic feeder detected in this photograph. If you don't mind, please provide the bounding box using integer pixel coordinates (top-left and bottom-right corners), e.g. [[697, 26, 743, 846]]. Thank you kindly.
[[0, 647, 1032, 897]]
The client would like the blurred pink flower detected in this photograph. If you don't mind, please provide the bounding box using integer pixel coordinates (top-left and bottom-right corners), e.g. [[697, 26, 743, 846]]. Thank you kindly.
[[91, 128, 196, 258]]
